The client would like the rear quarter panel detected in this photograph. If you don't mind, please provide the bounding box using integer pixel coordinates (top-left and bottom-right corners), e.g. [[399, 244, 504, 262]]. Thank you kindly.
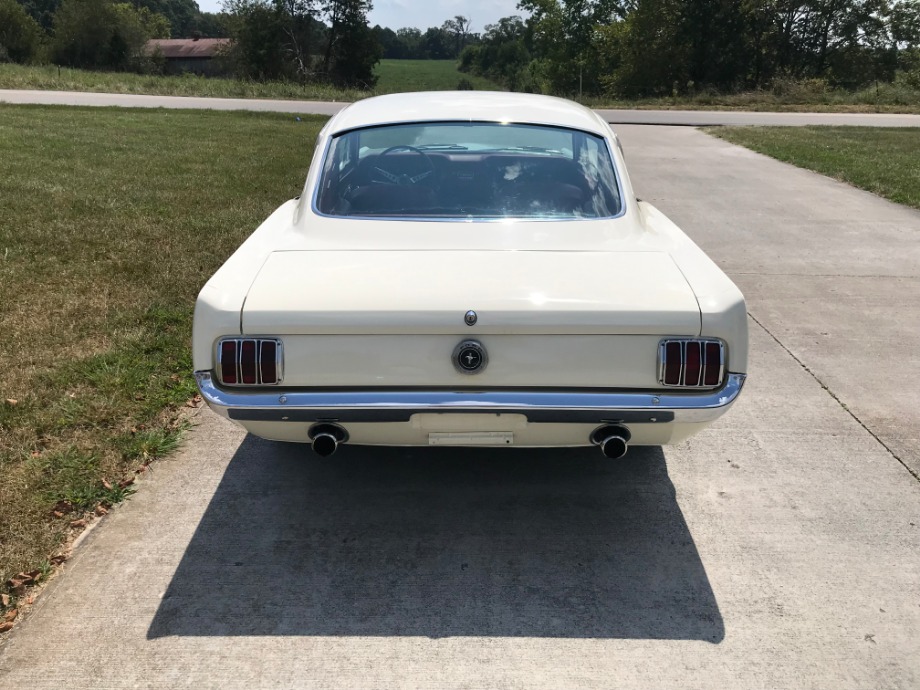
[[637, 201, 748, 374]]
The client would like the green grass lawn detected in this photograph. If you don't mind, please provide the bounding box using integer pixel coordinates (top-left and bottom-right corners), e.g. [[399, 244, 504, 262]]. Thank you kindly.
[[709, 126, 920, 210], [0, 60, 503, 101], [0, 105, 326, 602], [374, 59, 499, 92]]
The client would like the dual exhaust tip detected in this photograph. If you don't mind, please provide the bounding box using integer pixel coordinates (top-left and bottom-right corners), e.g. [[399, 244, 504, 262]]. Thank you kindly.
[[309, 423, 631, 459]]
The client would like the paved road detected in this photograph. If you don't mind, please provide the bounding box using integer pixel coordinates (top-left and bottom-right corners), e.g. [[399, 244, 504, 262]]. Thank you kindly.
[[3, 88, 920, 126], [1, 126, 919, 689]]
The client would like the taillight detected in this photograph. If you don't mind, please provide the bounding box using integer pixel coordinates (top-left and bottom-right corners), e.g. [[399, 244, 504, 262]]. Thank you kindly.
[[219, 340, 238, 384], [663, 341, 682, 385], [658, 339, 724, 388], [216, 338, 283, 386]]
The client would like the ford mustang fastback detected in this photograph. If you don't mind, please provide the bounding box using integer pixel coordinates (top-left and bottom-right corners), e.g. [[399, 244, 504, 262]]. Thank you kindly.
[[193, 91, 747, 458]]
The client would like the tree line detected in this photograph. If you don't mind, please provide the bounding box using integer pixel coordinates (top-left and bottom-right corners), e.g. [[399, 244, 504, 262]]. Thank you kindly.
[[2, 0, 222, 70], [459, 0, 920, 97], [1, 0, 380, 87], [3, 0, 919, 97]]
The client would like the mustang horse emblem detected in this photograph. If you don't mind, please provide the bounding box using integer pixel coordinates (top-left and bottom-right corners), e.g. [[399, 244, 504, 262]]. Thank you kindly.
[[454, 340, 486, 374]]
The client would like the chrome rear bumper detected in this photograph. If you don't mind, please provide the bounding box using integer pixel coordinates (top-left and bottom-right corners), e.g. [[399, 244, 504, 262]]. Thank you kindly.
[[195, 372, 746, 425]]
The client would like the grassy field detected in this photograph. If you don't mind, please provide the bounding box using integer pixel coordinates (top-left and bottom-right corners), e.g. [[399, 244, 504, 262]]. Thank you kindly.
[[0, 60, 503, 101], [585, 79, 920, 112], [374, 59, 498, 92], [0, 105, 326, 604], [709, 126, 920, 210], [2, 60, 920, 112]]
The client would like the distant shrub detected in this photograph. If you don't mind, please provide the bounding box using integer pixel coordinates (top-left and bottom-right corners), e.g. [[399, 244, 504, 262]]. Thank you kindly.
[[457, 77, 474, 90]]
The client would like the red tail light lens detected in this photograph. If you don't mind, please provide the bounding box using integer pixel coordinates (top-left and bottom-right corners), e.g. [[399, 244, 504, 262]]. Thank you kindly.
[[684, 341, 702, 386], [659, 339, 724, 388], [663, 341, 682, 385], [216, 338, 283, 386], [219, 340, 238, 384], [240, 340, 257, 384], [704, 342, 722, 386], [259, 340, 278, 384]]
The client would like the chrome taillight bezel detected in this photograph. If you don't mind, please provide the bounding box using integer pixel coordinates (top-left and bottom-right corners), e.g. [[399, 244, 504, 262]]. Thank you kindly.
[[658, 338, 725, 388], [216, 337, 284, 386]]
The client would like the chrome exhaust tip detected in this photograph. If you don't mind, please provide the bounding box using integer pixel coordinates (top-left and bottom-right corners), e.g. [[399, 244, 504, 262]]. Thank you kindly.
[[599, 435, 628, 459], [311, 433, 339, 457], [308, 423, 348, 457], [590, 424, 631, 460]]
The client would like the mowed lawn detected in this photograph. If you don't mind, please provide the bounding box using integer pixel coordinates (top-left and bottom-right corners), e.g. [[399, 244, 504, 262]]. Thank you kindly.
[[0, 105, 325, 592], [710, 126, 920, 210]]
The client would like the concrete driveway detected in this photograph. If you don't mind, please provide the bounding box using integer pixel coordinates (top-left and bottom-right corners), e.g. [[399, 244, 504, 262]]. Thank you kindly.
[[1, 125, 918, 689]]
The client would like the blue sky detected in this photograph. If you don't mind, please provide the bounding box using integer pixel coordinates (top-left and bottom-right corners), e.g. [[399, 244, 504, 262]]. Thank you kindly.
[[195, 0, 525, 33]]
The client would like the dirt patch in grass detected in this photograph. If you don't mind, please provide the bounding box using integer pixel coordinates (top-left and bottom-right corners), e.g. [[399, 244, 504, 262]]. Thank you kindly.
[[0, 105, 326, 603], [707, 126, 920, 210]]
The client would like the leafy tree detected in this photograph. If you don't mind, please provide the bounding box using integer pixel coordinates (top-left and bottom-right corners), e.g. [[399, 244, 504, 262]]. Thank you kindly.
[[274, 0, 323, 80], [134, 0, 198, 37], [320, 0, 380, 87], [193, 11, 230, 37], [460, 16, 533, 90], [441, 15, 471, 57], [50, 0, 163, 69], [222, 0, 288, 79], [372, 24, 404, 58], [16, 0, 59, 31], [0, 0, 45, 63], [421, 26, 452, 58], [395, 26, 423, 57]]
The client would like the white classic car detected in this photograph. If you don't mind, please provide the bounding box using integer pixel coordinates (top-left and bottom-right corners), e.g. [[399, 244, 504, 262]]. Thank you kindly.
[[193, 91, 747, 458]]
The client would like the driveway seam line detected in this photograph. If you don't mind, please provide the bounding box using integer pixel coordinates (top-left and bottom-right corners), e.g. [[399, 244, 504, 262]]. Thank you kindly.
[[748, 311, 919, 482]]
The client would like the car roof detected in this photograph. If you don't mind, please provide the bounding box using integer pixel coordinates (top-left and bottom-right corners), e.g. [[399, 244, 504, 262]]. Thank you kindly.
[[324, 91, 612, 137]]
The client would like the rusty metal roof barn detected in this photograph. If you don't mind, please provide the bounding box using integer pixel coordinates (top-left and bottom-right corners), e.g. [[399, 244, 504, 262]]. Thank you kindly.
[[145, 38, 230, 59]]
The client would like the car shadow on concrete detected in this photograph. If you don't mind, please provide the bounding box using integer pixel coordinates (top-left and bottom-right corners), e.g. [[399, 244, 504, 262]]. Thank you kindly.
[[148, 436, 723, 641]]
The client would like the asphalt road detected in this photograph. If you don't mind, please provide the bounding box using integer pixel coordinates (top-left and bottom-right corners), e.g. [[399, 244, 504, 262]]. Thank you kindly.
[[1, 125, 919, 689], [3, 88, 920, 126]]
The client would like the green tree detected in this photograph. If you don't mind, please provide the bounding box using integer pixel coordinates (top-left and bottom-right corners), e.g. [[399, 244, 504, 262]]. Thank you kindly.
[[320, 0, 380, 88], [139, 0, 198, 37], [222, 0, 288, 79], [17, 0, 59, 31], [460, 16, 533, 90], [0, 0, 45, 63], [274, 0, 323, 80], [441, 15, 471, 57], [50, 0, 161, 70]]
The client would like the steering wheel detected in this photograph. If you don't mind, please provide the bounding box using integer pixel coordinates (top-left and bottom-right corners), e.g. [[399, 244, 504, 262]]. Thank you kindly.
[[372, 145, 436, 186]]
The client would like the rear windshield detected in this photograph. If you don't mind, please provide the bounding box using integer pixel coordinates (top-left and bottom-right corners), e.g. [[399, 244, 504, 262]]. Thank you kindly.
[[314, 122, 622, 220]]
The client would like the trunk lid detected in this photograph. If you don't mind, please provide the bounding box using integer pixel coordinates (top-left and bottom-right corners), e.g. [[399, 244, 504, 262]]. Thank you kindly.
[[242, 250, 701, 335]]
